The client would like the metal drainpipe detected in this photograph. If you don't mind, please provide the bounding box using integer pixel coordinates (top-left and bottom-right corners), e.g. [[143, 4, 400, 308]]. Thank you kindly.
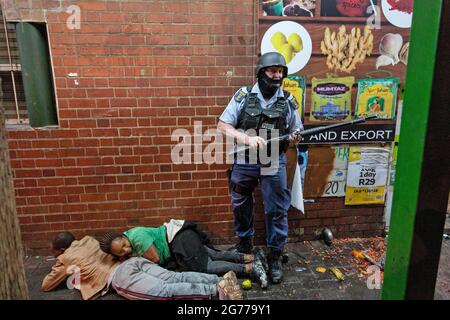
[[1, 9, 21, 123]]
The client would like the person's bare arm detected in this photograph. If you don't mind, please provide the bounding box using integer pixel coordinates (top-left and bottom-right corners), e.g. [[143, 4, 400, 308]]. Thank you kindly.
[[142, 244, 160, 264], [217, 121, 266, 149], [42, 260, 67, 292]]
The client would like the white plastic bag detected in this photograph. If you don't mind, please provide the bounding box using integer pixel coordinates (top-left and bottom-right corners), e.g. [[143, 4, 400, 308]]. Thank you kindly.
[[290, 162, 304, 213]]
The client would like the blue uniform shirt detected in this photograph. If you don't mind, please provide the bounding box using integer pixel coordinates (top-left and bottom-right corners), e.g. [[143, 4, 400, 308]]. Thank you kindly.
[[219, 83, 303, 133]]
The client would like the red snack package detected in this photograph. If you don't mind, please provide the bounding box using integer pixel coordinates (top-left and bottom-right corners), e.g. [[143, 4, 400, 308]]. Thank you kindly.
[[387, 0, 414, 14], [336, 0, 371, 17]]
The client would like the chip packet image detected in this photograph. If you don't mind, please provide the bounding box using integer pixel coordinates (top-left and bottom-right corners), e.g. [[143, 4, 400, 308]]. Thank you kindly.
[[310, 75, 354, 122], [283, 75, 307, 122], [355, 77, 399, 120]]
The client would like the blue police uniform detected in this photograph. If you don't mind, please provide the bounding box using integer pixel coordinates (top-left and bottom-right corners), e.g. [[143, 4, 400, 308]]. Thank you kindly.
[[219, 83, 303, 251]]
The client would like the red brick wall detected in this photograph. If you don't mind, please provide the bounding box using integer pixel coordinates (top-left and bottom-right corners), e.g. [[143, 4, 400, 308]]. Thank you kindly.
[[4, 0, 384, 255]]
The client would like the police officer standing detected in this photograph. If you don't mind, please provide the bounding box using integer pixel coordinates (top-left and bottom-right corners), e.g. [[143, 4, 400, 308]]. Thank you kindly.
[[217, 52, 303, 284]]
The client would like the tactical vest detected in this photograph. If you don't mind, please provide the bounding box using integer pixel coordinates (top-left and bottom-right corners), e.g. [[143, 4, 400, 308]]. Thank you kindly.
[[236, 88, 290, 156]]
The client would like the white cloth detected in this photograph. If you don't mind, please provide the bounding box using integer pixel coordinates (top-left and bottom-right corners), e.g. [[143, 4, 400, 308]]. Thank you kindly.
[[290, 162, 304, 213], [164, 219, 185, 243]]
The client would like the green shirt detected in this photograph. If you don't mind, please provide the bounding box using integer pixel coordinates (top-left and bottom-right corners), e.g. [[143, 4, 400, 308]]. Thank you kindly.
[[123, 226, 171, 265]]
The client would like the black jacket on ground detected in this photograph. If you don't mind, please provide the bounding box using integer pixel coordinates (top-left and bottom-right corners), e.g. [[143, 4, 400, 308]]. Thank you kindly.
[[168, 221, 212, 273]]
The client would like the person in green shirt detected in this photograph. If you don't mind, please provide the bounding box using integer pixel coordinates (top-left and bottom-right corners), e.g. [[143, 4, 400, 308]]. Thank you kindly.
[[44, 231, 244, 300], [98, 223, 269, 289]]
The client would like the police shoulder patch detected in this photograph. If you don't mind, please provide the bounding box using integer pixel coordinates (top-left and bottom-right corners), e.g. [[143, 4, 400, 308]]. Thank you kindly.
[[233, 87, 248, 103], [288, 94, 300, 110]]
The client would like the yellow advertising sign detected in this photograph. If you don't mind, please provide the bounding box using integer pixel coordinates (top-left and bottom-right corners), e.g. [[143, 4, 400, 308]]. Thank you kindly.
[[345, 146, 390, 205], [355, 78, 399, 120], [310, 76, 354, 122], [283, 75, 306, 121]]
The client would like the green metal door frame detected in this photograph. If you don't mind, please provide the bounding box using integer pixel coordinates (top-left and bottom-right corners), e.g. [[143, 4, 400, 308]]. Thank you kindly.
[[382, 0, 449, 299]]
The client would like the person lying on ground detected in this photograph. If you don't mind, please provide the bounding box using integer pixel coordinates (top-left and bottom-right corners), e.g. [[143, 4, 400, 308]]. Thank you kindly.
[[98, 220, 269, 288], [42, 231, 243, 300], [98, 219, 268, 289], [109, 257, 242, 300], [42, 231, 118, 300]]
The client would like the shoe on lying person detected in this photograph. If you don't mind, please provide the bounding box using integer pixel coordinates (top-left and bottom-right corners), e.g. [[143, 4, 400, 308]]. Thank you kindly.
[[255, 247, 268, 272], [217, 271, 243, 300], [251, 252, 268, 290]]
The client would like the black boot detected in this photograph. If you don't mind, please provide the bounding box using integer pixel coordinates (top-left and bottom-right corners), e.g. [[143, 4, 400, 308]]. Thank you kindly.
[[228, 237, 253, 254], [268, 249, 283, 284]]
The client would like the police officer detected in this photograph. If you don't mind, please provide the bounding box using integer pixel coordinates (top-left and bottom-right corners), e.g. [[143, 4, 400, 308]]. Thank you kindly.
[[217, 52, 303, 284]]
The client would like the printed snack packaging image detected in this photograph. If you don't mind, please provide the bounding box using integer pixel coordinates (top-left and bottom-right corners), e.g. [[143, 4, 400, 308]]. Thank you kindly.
[[282, 0, 316, 16], [262, 0, 284, 16], [386, 0, 414, 14], [335, 0, 373, 17], [345, 146, 390, 205], [382, 0, 414, 28], [321, 0, 378, 17], [354, 77, 399, 119], [320, 25, 374, 74], [310, 75, 354, 122], [283, 75, 307, 121]]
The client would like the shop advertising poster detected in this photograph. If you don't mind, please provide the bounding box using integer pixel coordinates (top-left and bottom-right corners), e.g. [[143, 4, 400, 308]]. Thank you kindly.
[[258, 0, 413, 202], [282, 75, 306, 120], [310, 75, 354, 122], [355, 78, 399, 119], [345, 146, 390, 205], [303, 146, 349, 198], [323, 146, 349, 197]]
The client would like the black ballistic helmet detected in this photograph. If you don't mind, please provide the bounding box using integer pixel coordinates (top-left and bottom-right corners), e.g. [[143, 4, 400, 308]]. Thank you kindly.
[[322, 228, 334, 246], [255, 52, 288, 78]]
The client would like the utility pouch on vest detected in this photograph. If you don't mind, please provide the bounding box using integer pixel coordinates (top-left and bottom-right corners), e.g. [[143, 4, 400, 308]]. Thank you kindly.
[[241, 93, 261, 130]]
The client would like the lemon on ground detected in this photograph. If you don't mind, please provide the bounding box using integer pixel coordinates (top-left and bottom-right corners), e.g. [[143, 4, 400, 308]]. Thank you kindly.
[[288, 33, 303, 53], [241, 279, 252, 290], [271, 32, 287, 51]]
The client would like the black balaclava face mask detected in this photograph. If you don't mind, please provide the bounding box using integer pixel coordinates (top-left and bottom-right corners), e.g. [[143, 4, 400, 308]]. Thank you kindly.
[[258, 69, 284, 99]]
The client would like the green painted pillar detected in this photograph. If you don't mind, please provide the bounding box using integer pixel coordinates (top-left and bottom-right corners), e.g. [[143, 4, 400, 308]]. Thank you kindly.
[[15, 22, 57, 127], [382, 0, 448, 299]]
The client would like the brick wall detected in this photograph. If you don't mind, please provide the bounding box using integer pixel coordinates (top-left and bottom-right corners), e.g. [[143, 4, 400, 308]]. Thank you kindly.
[[3, 0, 384, 255]]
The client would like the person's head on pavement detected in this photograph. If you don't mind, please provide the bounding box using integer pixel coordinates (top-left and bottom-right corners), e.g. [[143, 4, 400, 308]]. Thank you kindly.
[[51, 231, 75, 257], [98, 231, 132, 261]]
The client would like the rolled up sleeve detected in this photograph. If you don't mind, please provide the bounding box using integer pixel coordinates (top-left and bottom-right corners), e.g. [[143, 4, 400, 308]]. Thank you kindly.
[[219, 88, 247, 127], [219, 100, 241, 127]]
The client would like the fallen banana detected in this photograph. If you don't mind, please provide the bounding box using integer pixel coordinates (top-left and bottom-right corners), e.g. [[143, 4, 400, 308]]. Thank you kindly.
[[330, 267, 345, 281]]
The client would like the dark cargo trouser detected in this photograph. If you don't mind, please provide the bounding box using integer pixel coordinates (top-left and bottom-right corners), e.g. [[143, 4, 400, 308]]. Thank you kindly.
[[230, 154, 291, 251]]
